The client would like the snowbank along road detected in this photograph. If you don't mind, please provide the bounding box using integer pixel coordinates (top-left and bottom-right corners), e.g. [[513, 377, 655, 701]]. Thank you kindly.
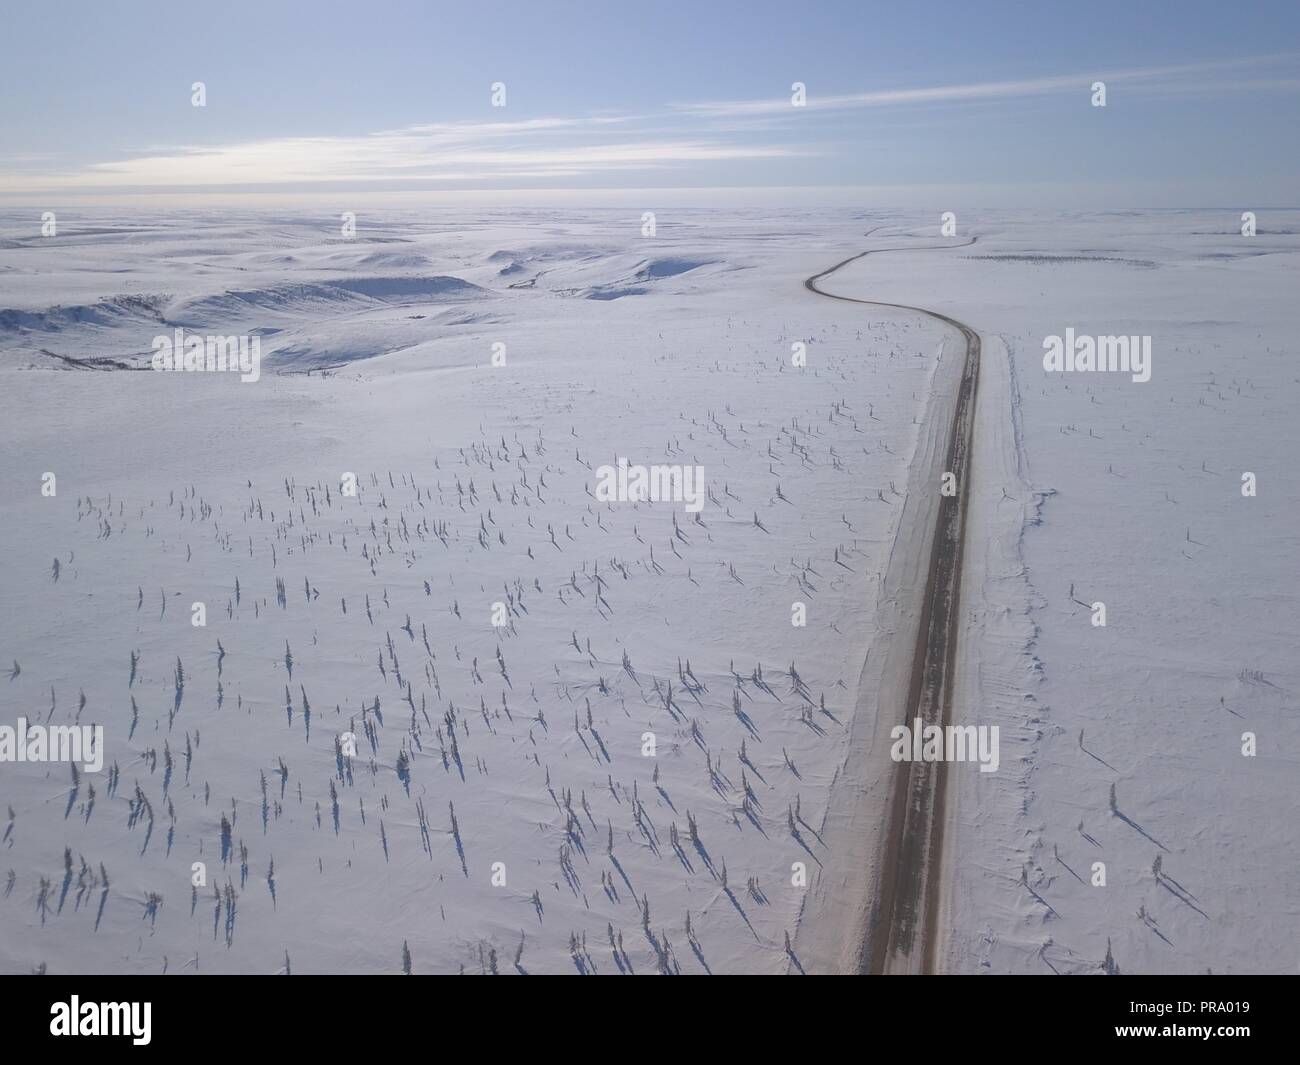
[[804, 238, 982, 974]]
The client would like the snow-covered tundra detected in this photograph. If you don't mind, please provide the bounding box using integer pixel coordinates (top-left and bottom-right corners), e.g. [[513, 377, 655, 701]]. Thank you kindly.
[[0, 207, 1294, 974]]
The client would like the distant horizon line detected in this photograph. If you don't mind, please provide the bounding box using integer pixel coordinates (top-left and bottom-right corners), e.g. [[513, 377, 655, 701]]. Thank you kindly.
[[1, 185, 1296, 213]]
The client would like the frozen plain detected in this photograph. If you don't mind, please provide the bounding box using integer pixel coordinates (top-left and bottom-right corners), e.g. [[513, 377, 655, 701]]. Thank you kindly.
[[0, 206, 1295, 974]]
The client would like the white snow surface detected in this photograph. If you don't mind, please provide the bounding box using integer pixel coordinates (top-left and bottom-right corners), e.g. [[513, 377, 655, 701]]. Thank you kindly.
[[0, 207, 1295, 974]]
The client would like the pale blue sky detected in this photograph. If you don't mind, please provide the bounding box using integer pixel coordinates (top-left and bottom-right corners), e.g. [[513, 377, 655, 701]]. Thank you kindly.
[[2, 0, 1298, 204]]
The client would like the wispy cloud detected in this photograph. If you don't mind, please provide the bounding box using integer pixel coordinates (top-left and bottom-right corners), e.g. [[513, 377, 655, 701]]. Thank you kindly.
[[673, 53, 1300, 117], [5, 52, 1295, 195], [0, 113, 806, 192]]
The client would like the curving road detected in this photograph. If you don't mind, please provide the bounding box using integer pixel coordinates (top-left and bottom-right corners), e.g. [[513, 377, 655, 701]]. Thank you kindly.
[[804, 237, 981, 974]]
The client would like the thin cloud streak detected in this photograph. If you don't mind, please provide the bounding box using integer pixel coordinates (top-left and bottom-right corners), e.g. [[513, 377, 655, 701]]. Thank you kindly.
[[5, 52, 1296, 195], [0, 112, 808, 192], [674, 53, 1300, 117]]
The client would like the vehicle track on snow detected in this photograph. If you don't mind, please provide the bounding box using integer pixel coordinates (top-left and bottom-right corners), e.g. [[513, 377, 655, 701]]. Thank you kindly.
[[804, 237, 981, 974]]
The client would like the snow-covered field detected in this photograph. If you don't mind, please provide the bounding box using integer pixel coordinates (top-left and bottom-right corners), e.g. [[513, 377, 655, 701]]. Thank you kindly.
[[932, 211, 1300, 975], [0, 208, 949, 974], [0, 207, 1295, 974]]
